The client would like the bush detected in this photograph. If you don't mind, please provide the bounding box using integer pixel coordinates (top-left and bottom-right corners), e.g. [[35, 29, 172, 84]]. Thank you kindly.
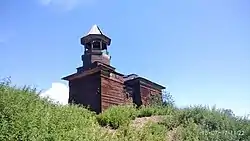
[[159, 105, 250, 141], [137, 106, 156, 117], [96, 105, 137, 129], [136, 105, 175, 118]]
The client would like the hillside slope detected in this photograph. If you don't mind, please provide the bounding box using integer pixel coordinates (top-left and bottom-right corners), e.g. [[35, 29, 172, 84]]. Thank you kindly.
[[0, 82, 250, 141]]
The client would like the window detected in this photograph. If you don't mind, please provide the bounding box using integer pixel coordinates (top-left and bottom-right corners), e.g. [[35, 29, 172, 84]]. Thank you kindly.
[[124, 86, 133, 99], [93, 41, 100, 49]]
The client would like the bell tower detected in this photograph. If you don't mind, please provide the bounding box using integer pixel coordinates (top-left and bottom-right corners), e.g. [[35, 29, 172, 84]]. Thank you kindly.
[[80, 25, 111, 69]]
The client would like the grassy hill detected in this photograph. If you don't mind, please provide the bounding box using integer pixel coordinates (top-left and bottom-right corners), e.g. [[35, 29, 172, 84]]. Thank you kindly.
[[1, 81, 250, 141]]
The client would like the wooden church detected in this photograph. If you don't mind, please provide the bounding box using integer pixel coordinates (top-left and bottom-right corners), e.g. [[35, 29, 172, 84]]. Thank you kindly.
[[62, 25, 165, 113]]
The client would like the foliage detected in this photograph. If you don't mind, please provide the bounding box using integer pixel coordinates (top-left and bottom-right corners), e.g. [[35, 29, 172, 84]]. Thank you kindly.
[[1, 81, 250, 141], [96, 105, 137, 129], [136, 105, 175, 118], [162, 90, 175, 107], [159, 105, 250, 140], [0, 81, 102, 141], [148, 90, 175, 107]]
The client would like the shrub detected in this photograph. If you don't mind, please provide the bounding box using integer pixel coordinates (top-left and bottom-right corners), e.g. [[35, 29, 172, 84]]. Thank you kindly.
[[137, 106, 156, 117], [137, 105, 175, 118], [96, 105, 137, 129]]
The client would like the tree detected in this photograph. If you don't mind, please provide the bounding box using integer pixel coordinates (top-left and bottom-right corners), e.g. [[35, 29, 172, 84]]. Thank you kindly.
[[162, 90, 175, 107], [149, 90, 175, 107], [221, 108, 235, 117]]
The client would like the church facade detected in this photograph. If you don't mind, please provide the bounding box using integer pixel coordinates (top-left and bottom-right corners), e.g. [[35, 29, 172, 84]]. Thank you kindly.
[[62, 25, 165, 113]]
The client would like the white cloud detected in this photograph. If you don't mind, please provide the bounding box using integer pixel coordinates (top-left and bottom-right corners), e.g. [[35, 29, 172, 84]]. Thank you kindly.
[[39, 0, 95, 11], [40, 82, 69, 105]]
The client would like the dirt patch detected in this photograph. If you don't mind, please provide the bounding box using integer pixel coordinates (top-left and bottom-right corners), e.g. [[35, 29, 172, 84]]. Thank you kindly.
[[102, 126, 116, 133], [130, 116, 164, 128], [167, 128, 178, 141], [101, 116, 164, 134]]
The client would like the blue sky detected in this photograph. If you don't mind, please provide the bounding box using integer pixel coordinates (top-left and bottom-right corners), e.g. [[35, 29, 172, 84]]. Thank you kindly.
[[1, 0, 249, 117]]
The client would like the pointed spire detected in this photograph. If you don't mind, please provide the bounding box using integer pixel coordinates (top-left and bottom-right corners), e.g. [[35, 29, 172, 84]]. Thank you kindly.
[[87, 24, 103, 35], [81, 24, 111, 46]]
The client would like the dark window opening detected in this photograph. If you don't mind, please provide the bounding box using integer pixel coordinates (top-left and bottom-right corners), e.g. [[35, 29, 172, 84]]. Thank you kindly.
[[102, 43, 107, 50], [93, 41, 100, 50], [124, 86, 133, 99]]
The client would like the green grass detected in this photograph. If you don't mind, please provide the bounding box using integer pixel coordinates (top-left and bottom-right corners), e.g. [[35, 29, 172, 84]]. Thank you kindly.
[[1, 81, 250, 141]]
